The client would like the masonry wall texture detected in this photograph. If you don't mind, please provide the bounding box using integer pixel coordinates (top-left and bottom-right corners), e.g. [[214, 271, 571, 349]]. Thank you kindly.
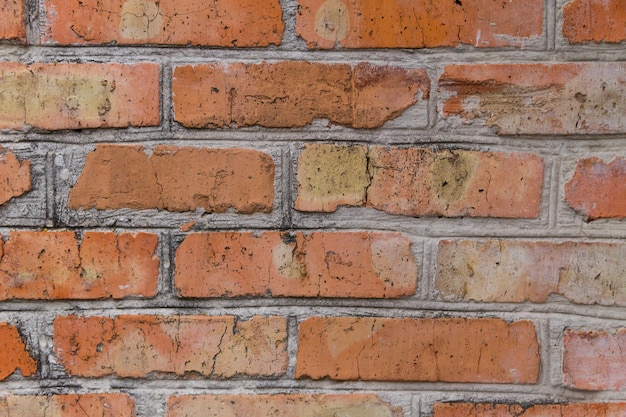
[[0, 0, 625, 416]]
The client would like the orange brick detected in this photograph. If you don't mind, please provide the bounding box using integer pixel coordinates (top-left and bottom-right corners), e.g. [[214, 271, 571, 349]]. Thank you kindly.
[[434, 402, 626, 417], [54, 315, 287, 378], [0, 0, 25, 42], [563, 329, 626, 390], [436, 240, 626, 304], [167, 394, 402, 417], [0, 231, 158, 300], [0, 323, 36, 380], [0, 394, 136, 417], [42, 0, 283, 46], [297, 0, 543, 48], [565, 157, 626, 220], [296, 317, 539, 383], [174, 231, 417, 298], [0, 147, 31, 206], [172, 62, 429, 128], [563, 0, 626, 44], [0, 63, 159, 130], [68, 145, 275, 213], [439, 63, 626, 135], [295, 144, 544, 218]]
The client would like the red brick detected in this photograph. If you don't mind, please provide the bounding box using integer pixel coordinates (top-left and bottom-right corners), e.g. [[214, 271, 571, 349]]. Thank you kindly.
[[54, 315, 287, 378], [0, 394, 136, 417], [42, 0, 283, 46], [296, 317, 539, 383], [0, 231, 158, 300], [436, 240, 626, 305], [439, 63, 626, 135], [563, 0, 626, 44], [0, 0, 25, 42], [296, 144, 544, 218], [297, 0, 543, 49], [434, 402, 626, 417], [0, 147, 31, 206], [564, 157, 626, 220], [0, 62, 159, 130], [174, 231, 417, 298], [0, 323, 36, 380], [563, 329, 626, 390], [167, 394, 402, 417], [172, 62, 429, 128], [68, 145, 275, 213]]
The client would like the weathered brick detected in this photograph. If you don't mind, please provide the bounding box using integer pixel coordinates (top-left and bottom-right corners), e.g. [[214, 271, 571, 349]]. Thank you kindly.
[[54, 315, 287, 378], [0, 63, 159, 130], [434, 402, 626, 417], [563, 329, 626, 390], [167, 394, 402, 417], [436, 240, 626, 305], [175, 231, 417, 298], [439, 63, 626, 135], [0, 0, 25, 42], [0, 323, 37, 380], [0, 394, 136, 417], [0, 231, 158, 300], [42, 0, 283, 46], [296, 317, 539, 383], [295, 144, 544, 218], [297, 0, 543, 49], [0, 148, 31, 206], [172, 62, 429, 128], [563, 0, 626, 44], [565, 157, 626, 220], [68, 145, 275, 213]]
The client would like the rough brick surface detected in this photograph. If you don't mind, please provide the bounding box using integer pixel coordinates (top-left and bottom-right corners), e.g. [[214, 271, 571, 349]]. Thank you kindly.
[[175, 231, 417, 298], [297, 0, 543, 49], [0, 0, 25, 42], [42, 0, 284, 46], [565, 157, 626, 220], [296, 317, 539, 383], [563, 0, 626, 44], [434, 402, 626, 417], [167, 394, 402, 417], [436, 240, 626, 305], [0, 231, 158, 300], [0, 63, 159, 130], [0, 394, 136, 417], [0, 323, 37, 380], [172, 62, 429, 128], [54, 315, 287, 378], [69, 145, 275, 213], [0, 147, 31, 206], [563, 329, 626, 390], [296, 144, 544, 218], [439, 63, 626, 135]]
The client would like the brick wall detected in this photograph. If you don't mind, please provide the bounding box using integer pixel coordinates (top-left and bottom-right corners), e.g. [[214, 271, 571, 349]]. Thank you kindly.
[[0, 0, 625, 415]]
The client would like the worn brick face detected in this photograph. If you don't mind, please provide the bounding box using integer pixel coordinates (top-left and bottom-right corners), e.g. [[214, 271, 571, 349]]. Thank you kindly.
[[297, 0, 543, 49], [563, 0, 626, 44], [0, 148, 31, 206], [0, 394, 136, 417], [0, 323, 36, 380], [167, 394, 402, 417], [68, 145, 275, 213], [0, 231, 158, 300], [172, 62, 429, 128], [439, 63, 626, 135], [434, 402, 626, 417], [0, 63, 159, 130], [0, 0, 25, 42], [296, 317, 539, 383], [436, 240, 626, 305], [565, 157, 626, 220], [175, 231, 417, 298], [54, 315, 287, 378], [42, 0, 284, 46]]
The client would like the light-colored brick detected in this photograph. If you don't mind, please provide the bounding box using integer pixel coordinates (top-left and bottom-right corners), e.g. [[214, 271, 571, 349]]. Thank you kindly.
[[434, 402, 626, 417], [0, 394, 136, 417]]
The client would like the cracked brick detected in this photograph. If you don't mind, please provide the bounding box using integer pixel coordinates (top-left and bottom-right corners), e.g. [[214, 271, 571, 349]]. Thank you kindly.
[[0, 147, 31, 206], [0, 394, 136, 416], [0, 323, 36, 380]]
